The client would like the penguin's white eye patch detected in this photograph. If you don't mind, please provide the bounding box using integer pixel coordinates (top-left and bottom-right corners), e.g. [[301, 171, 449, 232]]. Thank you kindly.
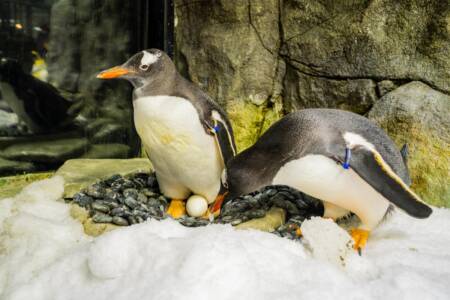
[[141, 50, 159, 66], [140, 64, 149, 71]]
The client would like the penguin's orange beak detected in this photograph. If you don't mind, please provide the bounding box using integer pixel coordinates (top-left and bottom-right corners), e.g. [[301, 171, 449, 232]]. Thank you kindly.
[[96, 66, 131, 79]]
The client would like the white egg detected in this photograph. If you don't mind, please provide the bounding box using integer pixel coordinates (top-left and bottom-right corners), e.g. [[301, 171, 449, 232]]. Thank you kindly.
[[186, 195, 208, 217]]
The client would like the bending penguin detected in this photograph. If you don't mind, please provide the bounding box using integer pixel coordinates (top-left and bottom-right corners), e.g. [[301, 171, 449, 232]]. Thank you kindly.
[[97, 49, 236, 218], [222, 109, 432, 252]]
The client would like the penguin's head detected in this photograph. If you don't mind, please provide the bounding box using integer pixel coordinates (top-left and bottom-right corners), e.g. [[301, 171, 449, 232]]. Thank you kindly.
[[96, 49, 173, 87]]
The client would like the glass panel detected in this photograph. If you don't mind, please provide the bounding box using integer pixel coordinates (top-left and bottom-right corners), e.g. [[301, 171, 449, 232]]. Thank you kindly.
[[0, 0, 173, 177]]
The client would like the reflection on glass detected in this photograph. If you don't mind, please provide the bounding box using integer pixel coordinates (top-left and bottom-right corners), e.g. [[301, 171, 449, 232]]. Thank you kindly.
[[0, 0, 154, 176]]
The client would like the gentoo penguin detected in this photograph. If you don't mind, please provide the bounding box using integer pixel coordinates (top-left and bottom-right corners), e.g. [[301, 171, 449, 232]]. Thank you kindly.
[[222, 109, 432, 251], [97, 49, 236, 218], [0, 58, 75, 133]]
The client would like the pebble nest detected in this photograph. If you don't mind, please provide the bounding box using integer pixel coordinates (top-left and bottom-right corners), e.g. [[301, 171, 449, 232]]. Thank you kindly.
[[67, 173, 324, 240]]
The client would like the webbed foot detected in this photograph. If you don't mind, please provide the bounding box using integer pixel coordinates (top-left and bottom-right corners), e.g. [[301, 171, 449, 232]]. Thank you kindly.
[[350, 228, 370, 255], [166, 199, 186, 219]]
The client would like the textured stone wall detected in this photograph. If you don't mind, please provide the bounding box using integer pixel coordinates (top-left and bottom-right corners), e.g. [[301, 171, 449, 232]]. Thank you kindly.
[[176, 0, 449, 112], [175, 0, 450, 205]]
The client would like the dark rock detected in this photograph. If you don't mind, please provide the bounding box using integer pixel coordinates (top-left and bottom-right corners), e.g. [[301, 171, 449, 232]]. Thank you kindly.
[[92, 213, 113, 223], [73, 193, 93, 207], [127, 216, 138, 225], [123, 188, 138, 199], [124, 197, 138, 209], [0, 138, 88, 163], [112, 216, 129, 226], [90, 124, 128, 144], [247, 209, 266, 219], [110, 207, 129, 217], [146, 175, 158, 189], [82, 144, 130, 159], [104, 174, 122, 186], [0, 157, 36, 175], [91, 201, 110, 213], [137, 193, 148, 203], [85, 183, 106, 198], [104, 189, 121, 202]]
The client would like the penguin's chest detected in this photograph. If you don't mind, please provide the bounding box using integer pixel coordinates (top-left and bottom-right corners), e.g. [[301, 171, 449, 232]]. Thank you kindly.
[[272, 155, 390, 228], [133, 96, 221, 179]]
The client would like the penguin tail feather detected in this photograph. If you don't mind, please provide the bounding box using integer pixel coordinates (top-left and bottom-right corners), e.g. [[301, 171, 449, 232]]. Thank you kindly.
[[349, 147, 432, 219]]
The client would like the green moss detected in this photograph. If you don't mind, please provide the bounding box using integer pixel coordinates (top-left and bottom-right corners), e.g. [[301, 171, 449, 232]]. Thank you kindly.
[[379, 122, 450, 208], [0, 172, 54, 199], [227, 100, 282, 152]]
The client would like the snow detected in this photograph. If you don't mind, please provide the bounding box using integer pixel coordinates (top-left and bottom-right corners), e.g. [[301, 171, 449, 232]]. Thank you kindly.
[[1, 177, 450, 300]]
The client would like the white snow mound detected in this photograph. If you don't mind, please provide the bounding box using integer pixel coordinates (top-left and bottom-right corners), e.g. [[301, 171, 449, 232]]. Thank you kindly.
[[1, 177, 450, 300]]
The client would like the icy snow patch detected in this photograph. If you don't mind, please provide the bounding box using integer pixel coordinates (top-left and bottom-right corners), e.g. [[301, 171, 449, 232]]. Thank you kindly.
[[1, 177, 450, 300], [0, 176, 90, 297], [301, 217, 353, 266]]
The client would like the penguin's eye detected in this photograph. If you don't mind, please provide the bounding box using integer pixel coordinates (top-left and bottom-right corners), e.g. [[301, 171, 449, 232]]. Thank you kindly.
[[140, 64, 149, 71]]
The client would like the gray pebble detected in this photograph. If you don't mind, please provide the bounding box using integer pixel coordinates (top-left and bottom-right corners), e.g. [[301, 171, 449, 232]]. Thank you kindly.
[[92, 202, 110, 213], [86, 184, 106, 198], [147, 198, 160, 207], [137, 193, 148, 203], [142, 189, 157, 198], [105, 190, 121, 202], [112, 216, 129, 226], [221, 215, 233, 222], [147, 176, 157, 188], [73, 193, 93, 207], [111, 207, 128, 217], [124, 197, 138, 209], [123, 188, 139, 199], [92, 213, 113, 223], [247, 209, 266, 219], [231, 219, 243, 225], [128, 216, 138, 225]]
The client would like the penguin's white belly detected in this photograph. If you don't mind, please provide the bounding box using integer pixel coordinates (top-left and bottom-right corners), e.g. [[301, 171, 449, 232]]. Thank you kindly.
[[272, 155, 390, 230], [133, 96, 222, 202]]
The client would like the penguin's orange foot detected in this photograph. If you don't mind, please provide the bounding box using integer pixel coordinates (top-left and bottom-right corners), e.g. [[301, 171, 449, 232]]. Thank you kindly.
[[209, 193, 228, 217], [166, 199, 186, 219], [350, 228, 370, 254]]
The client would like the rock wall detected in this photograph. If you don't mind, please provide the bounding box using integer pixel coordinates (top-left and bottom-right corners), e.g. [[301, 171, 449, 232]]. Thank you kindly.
[[175, 0, 449, 118], [175, 0, 450, 205]]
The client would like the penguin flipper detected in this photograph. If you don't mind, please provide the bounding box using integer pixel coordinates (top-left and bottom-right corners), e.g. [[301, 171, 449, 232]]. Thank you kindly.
[[341, 146, 432, 219], [207, 112, 237, 166]]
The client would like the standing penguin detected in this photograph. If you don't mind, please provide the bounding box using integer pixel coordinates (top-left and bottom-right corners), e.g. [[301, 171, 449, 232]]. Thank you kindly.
[[97, 49, 236, 218], [222, 109, 431, 251]]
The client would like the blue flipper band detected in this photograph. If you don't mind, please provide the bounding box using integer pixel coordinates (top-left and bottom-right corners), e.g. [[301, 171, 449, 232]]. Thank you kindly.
[[343, 148, 351, 169], [213, 125, 220, 133]]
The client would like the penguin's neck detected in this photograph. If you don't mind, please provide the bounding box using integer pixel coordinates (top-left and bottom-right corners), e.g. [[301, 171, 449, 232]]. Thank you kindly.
[[133, 68, 178, 100]]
